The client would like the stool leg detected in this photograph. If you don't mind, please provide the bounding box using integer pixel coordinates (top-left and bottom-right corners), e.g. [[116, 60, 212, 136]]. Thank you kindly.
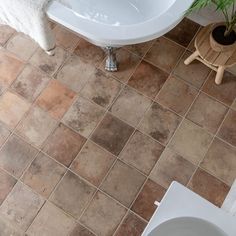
[[215, 66, 225, 85], [184, 51, 199, 65]]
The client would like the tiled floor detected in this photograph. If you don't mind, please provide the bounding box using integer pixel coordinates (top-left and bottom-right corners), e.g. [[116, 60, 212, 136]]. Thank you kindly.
[[0, 18, 235, 236]]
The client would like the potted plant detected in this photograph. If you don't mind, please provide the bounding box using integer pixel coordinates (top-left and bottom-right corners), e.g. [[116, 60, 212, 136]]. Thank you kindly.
[[187, 0, 236, 52]]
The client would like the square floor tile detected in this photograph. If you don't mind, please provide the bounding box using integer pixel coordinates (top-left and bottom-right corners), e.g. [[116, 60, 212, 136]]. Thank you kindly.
[[36, 80, 76, 119], [156, 77, 198, 116], [120, 131, 164, 175], [50, 171, 96, 219], [11, 64, 50, 102], [0, 215, 24, 236], [169, 119, 213, 165], [0, 25, 15, 46], [0, 182, 45, 231], [43, 123, 86, 167], [217, 109, 236, 146], [69, 224, 95, 236], [81, 69, 122, 109], [101, 160, 146, 207], [91, 113, 134, 156], [22, 153, 66, 198], [125, 40, 154, 57], [26, 202, 76, 236], [110, 86, 152, 126], [128, 61, 168, 99], [81, 191, 126, 236], [71, 141, 115, 187], [0, 122, 10, 147], [187, 93, 228, 134], [150, 148, 196, 189], [144, 37, 184, 73], [131, 179, 166, 221], [0, 135, 38, 178], [232, 99, 236, 110], [16, 107, 57, 147], [201, 138, 236, 186], [138, 102, 182, 145], [188, 168, 230, 207], [62, 96, 105, 138]]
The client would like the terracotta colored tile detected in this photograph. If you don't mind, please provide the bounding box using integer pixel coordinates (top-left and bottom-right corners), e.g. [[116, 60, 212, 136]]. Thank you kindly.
[[217, 109, 236, 146], [188, 168, 230, 207], [202, 71, 236, 106], [0, 182, 45, 231], [0, 122, 10, 147], [156, 77, 198, 115], [125, 40, 154, 57], [22, 153, 66, 198], [165, 18, 200, 47], [0, 25, 15, 45], [62, 96, 105, 138], [150, 148, 196, 188], [110, 86, 152, 126], [0, 215, 24, 236], [81, 69, 122, 108], [169, 119, 213, 165], [26, 202, 76, 236], [145, 37, 184, 73], [91, 113, 134, 155], [69, 224, 95, 236], [0, 135, 38, 178], [201, 138, 236, 186], [16, 107, 57, 147], [6, 34, 38, 61], [174, 51, 211, 88], [30, 47, 68, 75], [71, 141, 115, 186], [115, 212, 147, 236], [56, 54, 97, 92], [138, 102, 182, 145], [101, 160, 146, 207], [50, 171, 96, 219], [120, 131, 164, 175], [11, 64, 50, 102], [81, 191, 126, 236], [128, 61, 168, 99], [131, 179, 166, 221], [74, 39, 106, 67], [187, 93, 228, 134]]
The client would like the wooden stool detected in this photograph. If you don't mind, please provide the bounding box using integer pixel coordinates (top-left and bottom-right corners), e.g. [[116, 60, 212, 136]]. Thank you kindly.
[[184, 24, 236, 85]]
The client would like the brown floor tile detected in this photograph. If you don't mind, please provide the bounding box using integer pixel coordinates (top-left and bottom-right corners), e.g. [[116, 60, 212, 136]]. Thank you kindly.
[[165, 18, 200, 47], [69, 224, 95, 236], [36, 80, 76, 119], [0, 182, 45, 231], [128, 61, 168, 99], [138, 102, 182, 145], [156, 77, 198, 116], [169, 119, 213, 165], [50, 171, 96, 219], [0, 25, 15, 46], [115, 212, 147, 236], [22, 152, 66, 198], [43, 123, 86, 167], [56, 54, 97, 92], [0, 215, 24, 236], [81, 191, 127, 236], [150, 148, 196, 189], [187, 93, 228, 134], [201, 138, 236, 186], [232, 99, 236, 110], [144, 37, 184, 73], [91, 113, 134, 156], [81, 69, 122, 109], [188, 168, 230, 207], [16, 107, 57, 147], [11, 64, 50, 102], [0, 122, 10, 147], [120, 131, 164, 175], [62, 96, 105, 138], [101, 160, 146, 207], [174, 51, 211, 89], [71, 141, 115, 187], [131, 179, 166, 221], [26, 202, 76, 236], [110, 86, 152, 126], [202, 71, 236, 106], [0, 135, 38, 178]]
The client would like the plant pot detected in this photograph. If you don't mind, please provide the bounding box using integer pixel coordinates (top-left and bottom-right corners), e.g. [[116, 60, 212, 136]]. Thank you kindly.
[[210, 23, 236, 52]]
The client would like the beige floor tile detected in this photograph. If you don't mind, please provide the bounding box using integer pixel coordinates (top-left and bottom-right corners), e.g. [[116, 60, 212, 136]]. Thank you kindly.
[[69, 224, 95, 236], [0, 25, 15, 46], [0, 215, 24, 236], [0, 122, 10, 147]]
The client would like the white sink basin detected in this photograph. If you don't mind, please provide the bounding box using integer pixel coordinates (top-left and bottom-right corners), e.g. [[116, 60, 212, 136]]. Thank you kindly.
[[149, 217, 227, 236]]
